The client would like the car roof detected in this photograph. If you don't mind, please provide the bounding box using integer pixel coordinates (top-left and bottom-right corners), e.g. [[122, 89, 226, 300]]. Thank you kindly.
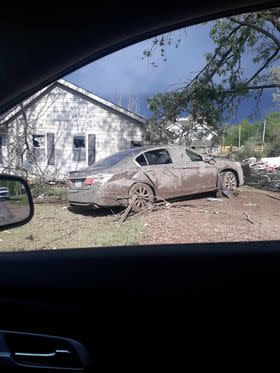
[[0, 1, 277, 115], [131, 144, 188, 155]]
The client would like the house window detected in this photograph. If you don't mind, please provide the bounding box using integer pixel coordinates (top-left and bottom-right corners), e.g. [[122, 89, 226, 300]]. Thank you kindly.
[[32, 135, 45, 161], [131, 141, 143, 148], [73, 136, 86, 161], [0, 136, 3, 164]]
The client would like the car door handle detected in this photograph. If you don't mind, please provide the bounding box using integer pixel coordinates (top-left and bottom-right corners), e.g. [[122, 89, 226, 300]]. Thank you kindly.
[[0, 330, 91, 371], [15, 349, 71, 358]]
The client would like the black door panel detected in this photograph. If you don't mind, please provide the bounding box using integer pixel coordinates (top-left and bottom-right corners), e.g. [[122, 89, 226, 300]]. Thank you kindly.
[[0, 243, 280, 371]]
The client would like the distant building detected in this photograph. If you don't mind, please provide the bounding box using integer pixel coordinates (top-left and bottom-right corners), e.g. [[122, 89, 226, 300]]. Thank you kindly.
[[166, 116, 218, 153]]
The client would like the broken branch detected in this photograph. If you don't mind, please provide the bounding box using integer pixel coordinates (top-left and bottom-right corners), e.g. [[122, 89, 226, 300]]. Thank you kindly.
[[244, 212, 254, 224]]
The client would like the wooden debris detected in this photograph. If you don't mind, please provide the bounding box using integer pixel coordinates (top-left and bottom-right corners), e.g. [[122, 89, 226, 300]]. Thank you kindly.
[[222, 190, 239, 199], [24, 234, 34, 240], [243, 212, 254, 224], [266, 193, 280, 202], [117, 194, 137, 229]]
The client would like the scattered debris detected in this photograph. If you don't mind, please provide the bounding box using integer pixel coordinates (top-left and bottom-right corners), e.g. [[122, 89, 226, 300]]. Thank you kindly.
[[243, 212, 254, 224], [36, 194, 45, 200], [117, 194, 137, 229], [266, 193, 280, 202], [2, 230, 11, 234], [24, 234, 34, 241], [242, 158, 280, 191], [222, 190, 239, 198], [207, 198, 223, 202]]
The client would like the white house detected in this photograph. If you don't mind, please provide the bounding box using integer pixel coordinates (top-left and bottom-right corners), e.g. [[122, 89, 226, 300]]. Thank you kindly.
[[166, 116, 218, 153], [0, 79, 145, 180]]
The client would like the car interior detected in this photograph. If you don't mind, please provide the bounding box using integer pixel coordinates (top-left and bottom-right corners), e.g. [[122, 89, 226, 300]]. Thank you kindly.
[[0, 2, 280, 372]]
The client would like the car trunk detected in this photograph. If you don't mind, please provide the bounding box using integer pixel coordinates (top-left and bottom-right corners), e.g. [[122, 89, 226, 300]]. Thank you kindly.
[[68, 167, 109, 188]]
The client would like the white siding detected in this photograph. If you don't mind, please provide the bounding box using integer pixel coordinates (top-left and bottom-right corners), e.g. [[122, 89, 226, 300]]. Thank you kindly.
[[5, 85, 144, 179]]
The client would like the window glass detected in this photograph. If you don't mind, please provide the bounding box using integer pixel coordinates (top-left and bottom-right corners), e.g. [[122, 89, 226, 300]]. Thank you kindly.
[[73, 136, 86, 162], [144, 149, 172, 165], [32, 135, 45, 161], [131, 141, 143, 148], [186, 150, 203, 162], [89, 149, 136, 168], [0, 6, 279, 251], [135, 154, 147, 166]]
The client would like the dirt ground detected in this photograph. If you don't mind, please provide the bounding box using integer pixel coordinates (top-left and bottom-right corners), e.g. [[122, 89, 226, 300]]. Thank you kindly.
[[142, 186, 280, 244], [0, 186, 279, 251]]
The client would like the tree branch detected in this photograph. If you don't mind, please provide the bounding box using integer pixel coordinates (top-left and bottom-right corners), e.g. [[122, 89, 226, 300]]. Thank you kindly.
[[229, 16, 280, 49], [246, 48, 280, 85], [220, 83, 280, 95]]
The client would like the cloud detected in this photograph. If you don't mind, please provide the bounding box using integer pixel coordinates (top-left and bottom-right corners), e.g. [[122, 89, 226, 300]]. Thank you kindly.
[[66, 23, 214, 99], [65, 22, 276, 123]]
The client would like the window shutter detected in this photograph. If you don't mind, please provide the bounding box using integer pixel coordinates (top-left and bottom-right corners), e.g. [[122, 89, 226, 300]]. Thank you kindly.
[[88, 134, 96, 165], [0, 136, 2, 164], [47, 133, 55, 165]]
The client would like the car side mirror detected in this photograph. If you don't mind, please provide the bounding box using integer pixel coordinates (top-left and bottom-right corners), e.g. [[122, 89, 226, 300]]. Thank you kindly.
[[204, 157, 216, 165], [0, 174, 34, 231]]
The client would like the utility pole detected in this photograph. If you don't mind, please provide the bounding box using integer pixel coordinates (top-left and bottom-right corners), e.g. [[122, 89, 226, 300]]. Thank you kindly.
[[262, 119, 266, 143], [238, 125, 241, 148]]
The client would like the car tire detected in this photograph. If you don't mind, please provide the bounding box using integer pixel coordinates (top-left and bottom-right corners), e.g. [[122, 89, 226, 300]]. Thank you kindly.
[[129, 183, 154, 212], [220, 171, 238, 191]]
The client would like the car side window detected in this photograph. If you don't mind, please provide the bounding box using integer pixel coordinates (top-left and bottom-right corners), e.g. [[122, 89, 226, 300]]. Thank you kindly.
[[186, 149, 203, 162], [144, 149, 172, 165], [135, 154, 148, 166]]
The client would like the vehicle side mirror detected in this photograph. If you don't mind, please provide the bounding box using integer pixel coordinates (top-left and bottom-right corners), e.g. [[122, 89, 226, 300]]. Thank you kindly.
[[204, 157, 216, 165], [0, 174, 34, 231]]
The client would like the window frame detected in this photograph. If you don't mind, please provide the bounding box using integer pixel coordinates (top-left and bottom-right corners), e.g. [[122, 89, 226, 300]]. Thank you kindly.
[[135, 153, 148, 167], [134, 147, 173, 167], [32, 134, 46, 162], [73, 135, 86, 162], [186, 148, 203, 162]]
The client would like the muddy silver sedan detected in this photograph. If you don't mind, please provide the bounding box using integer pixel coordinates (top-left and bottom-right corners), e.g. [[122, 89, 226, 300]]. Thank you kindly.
[[67, 145, 244, 210]]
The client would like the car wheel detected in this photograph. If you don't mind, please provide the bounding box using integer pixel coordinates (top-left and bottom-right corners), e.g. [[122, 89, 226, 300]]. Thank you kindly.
[[220, 171, 237, 191], [129, 183, 154, 212]]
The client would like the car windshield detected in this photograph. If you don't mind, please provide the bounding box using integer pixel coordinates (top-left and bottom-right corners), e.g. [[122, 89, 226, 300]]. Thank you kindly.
[[89, 149, 137, 168], [0, 6, 279, 252]]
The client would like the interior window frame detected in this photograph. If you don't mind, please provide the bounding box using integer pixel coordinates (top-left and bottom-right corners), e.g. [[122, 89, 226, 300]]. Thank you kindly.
[[134, 153, 148, 167]]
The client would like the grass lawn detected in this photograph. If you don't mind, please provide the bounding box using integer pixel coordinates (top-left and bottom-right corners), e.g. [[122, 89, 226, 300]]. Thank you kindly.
[[0, 203, 144, 251], [9, 194, 28, 205]]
